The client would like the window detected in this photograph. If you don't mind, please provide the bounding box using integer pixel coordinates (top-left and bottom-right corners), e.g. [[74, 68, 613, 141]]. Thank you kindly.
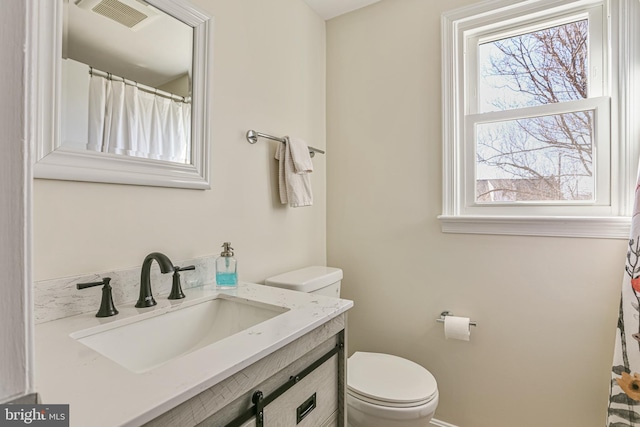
[[441, 0, 640, 238]]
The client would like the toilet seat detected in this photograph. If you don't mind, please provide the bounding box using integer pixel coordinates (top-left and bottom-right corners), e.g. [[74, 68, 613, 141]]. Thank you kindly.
[[347, 352, 438, 409]]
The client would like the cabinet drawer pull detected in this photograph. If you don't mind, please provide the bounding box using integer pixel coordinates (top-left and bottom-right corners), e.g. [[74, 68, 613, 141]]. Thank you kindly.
[[296, 393, 316, 424]]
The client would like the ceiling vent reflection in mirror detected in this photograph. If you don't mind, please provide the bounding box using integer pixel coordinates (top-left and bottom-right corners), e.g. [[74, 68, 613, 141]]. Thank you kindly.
[[75, 0, 159, 30]]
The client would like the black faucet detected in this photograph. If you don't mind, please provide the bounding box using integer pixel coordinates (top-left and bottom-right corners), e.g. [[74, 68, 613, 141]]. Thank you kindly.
[[136, 252, 174, 308]]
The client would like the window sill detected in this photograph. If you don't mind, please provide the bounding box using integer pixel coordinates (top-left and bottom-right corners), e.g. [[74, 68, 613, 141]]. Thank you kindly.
[[438, 215, 631, 239]]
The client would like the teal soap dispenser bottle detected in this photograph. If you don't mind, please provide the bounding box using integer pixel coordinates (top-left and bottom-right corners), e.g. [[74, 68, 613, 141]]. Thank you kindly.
[[216, 242, 237, 289]]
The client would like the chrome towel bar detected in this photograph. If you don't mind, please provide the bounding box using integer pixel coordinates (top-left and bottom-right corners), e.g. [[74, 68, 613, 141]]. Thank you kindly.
[[436, 311, 478, 327], [246, 130, 325, 158]]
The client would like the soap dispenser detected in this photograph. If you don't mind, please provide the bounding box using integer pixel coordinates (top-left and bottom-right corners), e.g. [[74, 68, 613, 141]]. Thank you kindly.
[[216, 242, 237, 289]]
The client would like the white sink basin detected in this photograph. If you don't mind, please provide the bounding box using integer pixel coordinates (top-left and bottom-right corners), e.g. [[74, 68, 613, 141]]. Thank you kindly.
[[70, 295, 288, 373]]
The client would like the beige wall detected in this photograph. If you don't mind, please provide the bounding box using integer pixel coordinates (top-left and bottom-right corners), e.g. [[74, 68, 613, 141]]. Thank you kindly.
[[34, 0, 326, 283], [326, 0, 626, 426], [31, 0, 630, 424]]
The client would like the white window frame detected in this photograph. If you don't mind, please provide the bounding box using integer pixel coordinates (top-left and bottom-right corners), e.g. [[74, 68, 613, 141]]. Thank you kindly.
[[440, 0, 640, 239]]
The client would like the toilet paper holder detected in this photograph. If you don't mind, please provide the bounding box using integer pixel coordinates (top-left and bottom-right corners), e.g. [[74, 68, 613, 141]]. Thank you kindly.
[[436, 311, 477, 327]]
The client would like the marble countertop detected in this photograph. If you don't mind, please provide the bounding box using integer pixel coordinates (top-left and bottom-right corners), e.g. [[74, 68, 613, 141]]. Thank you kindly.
[[35, 282, 353, 427]]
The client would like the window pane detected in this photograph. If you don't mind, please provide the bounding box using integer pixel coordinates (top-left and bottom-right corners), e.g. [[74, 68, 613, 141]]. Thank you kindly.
[[478, 19, 588, 113], [476, 110, 594, 202]]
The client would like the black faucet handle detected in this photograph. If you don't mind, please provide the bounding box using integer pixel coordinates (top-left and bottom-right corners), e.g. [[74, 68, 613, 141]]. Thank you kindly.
[[77, 277, 119, 318], [168, 265, 195, 300], [77, 276, 111, 289]]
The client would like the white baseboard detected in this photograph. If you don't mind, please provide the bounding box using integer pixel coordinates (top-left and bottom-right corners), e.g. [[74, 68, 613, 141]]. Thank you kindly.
[[431, 418, 459, 427]]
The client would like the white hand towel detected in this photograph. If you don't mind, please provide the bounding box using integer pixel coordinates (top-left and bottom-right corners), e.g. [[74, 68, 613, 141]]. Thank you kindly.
[[275, 137, 313, 207], [288, 137, 314, 174]]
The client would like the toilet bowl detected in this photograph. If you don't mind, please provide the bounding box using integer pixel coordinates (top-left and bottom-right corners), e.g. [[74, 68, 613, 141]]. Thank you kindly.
[[347, 351, 438, 427], [264, 266, 439, 427]]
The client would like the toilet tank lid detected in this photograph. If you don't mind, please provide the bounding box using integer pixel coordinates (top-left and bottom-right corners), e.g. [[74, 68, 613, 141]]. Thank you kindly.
[[264, 266, 343, 293], [348, 352, 438, 405]]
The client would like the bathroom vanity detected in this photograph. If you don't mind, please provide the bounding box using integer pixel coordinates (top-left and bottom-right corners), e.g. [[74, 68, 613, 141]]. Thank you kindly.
[[35, 283, 352, 427]]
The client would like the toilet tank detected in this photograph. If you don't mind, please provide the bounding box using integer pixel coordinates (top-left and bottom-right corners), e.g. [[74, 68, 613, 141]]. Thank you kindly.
[[264, 266, 343, 298]]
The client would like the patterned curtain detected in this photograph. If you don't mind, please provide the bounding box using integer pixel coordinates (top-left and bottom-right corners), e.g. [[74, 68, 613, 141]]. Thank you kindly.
[[608, 170, 640, 426]]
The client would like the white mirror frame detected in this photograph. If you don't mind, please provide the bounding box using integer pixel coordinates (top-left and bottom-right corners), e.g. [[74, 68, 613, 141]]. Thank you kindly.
[[31, 0, 212, 189]]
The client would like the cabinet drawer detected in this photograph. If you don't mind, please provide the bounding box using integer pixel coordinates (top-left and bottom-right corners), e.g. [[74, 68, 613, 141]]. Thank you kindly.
[[262, 354, 338, 426]]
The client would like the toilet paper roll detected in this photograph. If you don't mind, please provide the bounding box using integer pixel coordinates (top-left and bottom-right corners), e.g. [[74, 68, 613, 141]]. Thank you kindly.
[[444, 316, 471, 341]]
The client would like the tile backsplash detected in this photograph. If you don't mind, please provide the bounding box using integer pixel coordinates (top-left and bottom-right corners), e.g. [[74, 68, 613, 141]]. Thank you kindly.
[[34, 255, 216, 324]]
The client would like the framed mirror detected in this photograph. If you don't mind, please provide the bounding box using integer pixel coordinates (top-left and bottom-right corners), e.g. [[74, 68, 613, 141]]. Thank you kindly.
[[33, 0, 212, 189]]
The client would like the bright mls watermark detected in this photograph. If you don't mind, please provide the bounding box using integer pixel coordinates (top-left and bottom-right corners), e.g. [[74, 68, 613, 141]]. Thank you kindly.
[[0, 405, 69, 426]]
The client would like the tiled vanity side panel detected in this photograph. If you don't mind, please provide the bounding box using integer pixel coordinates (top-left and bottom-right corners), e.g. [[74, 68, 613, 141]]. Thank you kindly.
[[34, 255, 216, 323], [144, 314, 346, 427]]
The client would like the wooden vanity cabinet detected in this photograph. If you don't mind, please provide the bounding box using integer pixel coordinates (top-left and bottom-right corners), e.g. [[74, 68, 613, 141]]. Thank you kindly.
[[145, 314, 347, 427]]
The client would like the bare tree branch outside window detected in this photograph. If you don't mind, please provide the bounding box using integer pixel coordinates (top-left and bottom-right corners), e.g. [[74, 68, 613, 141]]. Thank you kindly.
[[476, 20, 593, 202]]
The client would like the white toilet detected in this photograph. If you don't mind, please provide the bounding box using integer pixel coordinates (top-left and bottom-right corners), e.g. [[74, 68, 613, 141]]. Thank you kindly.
[[265, 266, 439, 427]]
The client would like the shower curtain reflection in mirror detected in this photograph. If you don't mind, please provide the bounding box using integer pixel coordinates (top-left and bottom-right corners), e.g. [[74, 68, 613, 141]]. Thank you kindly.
[[86, 72, 191, 164]]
